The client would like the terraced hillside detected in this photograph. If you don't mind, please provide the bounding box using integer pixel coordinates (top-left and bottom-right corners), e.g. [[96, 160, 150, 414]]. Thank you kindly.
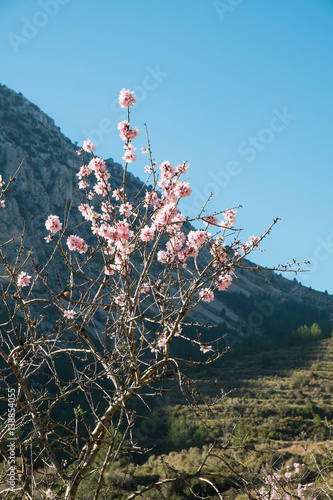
[[76, 339, 333, 498]]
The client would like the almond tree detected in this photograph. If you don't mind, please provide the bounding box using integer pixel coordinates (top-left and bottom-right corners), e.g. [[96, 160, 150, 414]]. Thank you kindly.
[[0, 89, 303, 499]]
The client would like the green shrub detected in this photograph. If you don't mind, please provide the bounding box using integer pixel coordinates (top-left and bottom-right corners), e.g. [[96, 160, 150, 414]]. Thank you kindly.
[[313, 414, 322, 428], [289, 371, 310, 389], [166, 416, 208, 450]]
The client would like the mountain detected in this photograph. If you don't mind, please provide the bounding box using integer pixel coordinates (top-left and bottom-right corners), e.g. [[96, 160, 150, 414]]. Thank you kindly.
[[0, 83, 332, 348]]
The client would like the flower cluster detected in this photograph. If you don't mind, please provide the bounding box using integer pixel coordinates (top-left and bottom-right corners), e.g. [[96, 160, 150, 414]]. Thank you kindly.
[[248, 235, 260, 246], [45, 214, 62, 234], [123, 144, 137, 163], [258, 463, 316, 500], [199, 288, 214, 302], [82, 138, 96, 153], [216, 273, 232, 291], [17, 271, 31, 288], [64, 309, 76, 320], [222, 209, 236, 228], [41, 88, 265, 358], [118, 120, 139, 141], [67, 235, 88, 253], [118, 88, 136, 108]]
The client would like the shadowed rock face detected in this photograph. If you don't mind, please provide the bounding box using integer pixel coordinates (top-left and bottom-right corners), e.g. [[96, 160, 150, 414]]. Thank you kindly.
[[0, 83, 332, 333]]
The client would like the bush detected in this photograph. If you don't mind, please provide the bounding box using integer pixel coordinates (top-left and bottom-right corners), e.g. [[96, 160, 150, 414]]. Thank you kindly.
[[289, 371, 310, 389]]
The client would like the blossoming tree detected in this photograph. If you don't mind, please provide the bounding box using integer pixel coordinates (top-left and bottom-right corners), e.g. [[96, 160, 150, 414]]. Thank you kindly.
[[0, 89, 305, 499]]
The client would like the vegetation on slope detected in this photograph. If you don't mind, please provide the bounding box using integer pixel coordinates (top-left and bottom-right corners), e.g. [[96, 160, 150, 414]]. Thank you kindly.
[[71, 338, 333, 499]]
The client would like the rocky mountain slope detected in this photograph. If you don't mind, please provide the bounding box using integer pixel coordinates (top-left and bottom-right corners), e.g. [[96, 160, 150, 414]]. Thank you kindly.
[[0, 84, 332, 341]]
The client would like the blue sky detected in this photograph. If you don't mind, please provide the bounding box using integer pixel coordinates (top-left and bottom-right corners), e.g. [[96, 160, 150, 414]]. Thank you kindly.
[[1, 0, 332, 294]]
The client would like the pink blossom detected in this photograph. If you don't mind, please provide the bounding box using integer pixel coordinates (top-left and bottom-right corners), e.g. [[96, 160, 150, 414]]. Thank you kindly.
[[67, 235, 88, 253], [115, 240, 133, 256], [180, 245, 199, 259], [101, 201, 113, 214], [248, 235, 260, 247], [93, 181, 111, 197], [112, 188, 124, 201], [158, 172, 173, 189], [115, 294, 125, 307], [64, 309, 76, 320], [160, 161, 175, 176], [76, 164, 93, 179], [140, 226, 155, 242], [166, 231, 186, 251], [95, 171, 111, 184], [0, 175, 5, 187], [210, 241, 227, 265], [199, 288, 214, 302], [78, 204, 95, 222], [78, 180, 89, 189], [222, 209, 236, 228], [216, 274, 232, 291], [175, 161, 189, 175], [174, 181, 192, 198], [157, 250, 174, 264], [122, 144, 137, 163], [174, 324, 182, 336], [141, 147, 148, 154], [144, 191, 160, 207], [0, 200, 5, 207], [45, 215, 62, 234], [152, 202, 179, 229], [200, 345, 213, 353], [117, 120, 139, 140], [91, 223, 100, 235], [117, 221, 132, 241], [89, 157, 107, 174], [119, 203, 133, 217], [100, 225, 118, 243], [203, 215, 218, 226], [17, 271, 31, 288], [168, 212, 185, 231], [99, 223, 114, 241], [82, 139, 96, 152], [141, 282, 150, 293], [44, 235, 51, 243], [163, 184, 178, 203], [187, 230, 210, 248], [157, 334, 167, 348], [177, 249, 189, 266], [104, 266, 114, 276], [45, 489, 53, 499], [118, 88, 136, 108]]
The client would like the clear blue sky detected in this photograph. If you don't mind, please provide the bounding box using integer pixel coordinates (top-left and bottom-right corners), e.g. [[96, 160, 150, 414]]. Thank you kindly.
[[1, 0, 332, 294]]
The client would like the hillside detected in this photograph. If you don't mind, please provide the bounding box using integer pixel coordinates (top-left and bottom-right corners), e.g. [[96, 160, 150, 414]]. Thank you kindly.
[[76, 338, 333, 499]]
